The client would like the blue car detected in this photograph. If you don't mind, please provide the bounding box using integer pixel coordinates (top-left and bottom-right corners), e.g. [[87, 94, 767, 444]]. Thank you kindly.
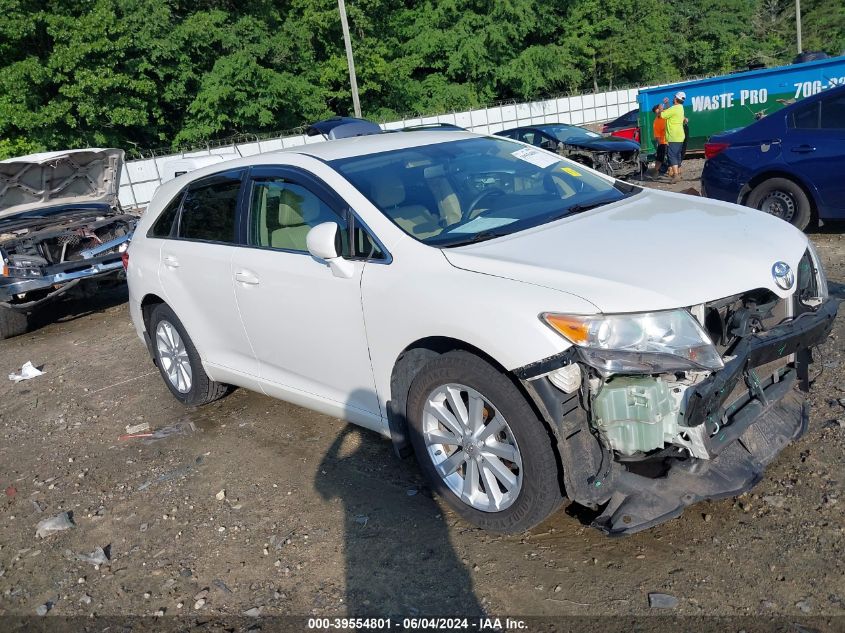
[[701, 84, 845, 230], [496, 124, 641, 178]]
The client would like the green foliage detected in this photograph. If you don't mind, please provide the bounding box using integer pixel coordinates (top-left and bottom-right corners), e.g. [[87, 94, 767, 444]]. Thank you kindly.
[[0, 0, 840, 155], [0, 137, 46, 161]]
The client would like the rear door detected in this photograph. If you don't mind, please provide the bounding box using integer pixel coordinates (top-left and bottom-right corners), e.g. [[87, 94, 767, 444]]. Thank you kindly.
[[230, 166, 383, 429], [784, 91, 845, 218], [158, 170, 261, 383]]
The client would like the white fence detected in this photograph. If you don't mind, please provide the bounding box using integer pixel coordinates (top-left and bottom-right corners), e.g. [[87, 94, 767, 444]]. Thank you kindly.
[[118, 87, 642, 209]]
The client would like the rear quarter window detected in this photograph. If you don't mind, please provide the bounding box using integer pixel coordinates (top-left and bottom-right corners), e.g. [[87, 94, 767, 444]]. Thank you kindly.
[[147, 192, 183, 238], [178, 173, 243, 243]]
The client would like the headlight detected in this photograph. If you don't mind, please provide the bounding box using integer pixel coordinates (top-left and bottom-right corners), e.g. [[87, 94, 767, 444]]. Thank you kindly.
[[542, 309, 724, 374], [1, 254, 45, 279], [804, 242, 829, 303]]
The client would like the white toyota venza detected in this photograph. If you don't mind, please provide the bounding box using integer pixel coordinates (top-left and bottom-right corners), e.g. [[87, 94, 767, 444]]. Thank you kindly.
[[127, 130, 837, 535]]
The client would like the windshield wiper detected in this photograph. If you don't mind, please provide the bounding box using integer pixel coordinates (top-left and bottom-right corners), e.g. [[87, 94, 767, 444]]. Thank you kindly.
[[558, 200, 610, 216], [613, 180, 641, 194], [442, 230, 510, 248]]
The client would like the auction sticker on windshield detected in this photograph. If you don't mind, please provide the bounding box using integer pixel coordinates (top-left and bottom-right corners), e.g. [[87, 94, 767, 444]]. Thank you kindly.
[[511, 147, 559, 168]]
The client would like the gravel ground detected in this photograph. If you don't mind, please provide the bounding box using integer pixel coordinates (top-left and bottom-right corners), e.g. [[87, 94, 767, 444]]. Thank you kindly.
[[1, 160, 843, 626]]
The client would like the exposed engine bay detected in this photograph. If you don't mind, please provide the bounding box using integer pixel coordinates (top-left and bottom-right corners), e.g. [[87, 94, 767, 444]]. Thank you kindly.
[[518, 250, 836, 533], [557, 144, 641, 179], [0, 207, 135, 308]]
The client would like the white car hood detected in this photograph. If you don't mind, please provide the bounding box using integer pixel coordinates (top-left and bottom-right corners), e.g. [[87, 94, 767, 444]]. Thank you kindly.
[[0, 148, 124, 219], [442, 190, 809, 313]]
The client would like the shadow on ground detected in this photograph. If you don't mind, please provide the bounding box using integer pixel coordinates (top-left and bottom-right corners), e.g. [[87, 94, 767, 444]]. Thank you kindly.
[[26, 284, 128, 333], [316, 423, 483, 617]]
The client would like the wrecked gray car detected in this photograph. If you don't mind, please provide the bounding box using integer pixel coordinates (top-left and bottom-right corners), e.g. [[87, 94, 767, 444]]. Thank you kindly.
[[0, 149, 136, 339], [496, 124, 643, 178]]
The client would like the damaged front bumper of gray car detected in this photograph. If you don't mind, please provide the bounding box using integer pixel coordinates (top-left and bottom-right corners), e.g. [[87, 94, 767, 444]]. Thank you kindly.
[[517, 259, 838, 535], [1, 220, 134, 313], [558, 144, 642, 179]]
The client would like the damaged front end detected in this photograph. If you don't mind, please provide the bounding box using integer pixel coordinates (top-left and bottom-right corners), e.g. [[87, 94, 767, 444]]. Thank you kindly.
[[557, 143, 642, 179], [517, 248, 838, 535], [0, 208, 135, 310], [0, 148, 136, 315]]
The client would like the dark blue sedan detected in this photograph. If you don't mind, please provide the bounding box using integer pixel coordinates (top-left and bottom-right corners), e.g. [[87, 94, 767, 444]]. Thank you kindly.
[[701, 84, 845, 230], [496, 124, 641, 178]]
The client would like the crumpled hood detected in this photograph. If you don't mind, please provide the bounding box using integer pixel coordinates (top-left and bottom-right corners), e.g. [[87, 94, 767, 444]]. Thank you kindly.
[[0, 148, 124, 219], [443, 190, 809, 313], [562, 135, 639, 152]]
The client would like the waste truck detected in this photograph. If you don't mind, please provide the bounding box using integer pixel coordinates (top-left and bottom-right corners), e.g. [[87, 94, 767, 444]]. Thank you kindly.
[[637, 55, 845, 155]]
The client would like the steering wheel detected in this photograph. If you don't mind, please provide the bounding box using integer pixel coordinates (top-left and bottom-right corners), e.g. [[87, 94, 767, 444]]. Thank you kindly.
[[464, 187, 507, 221]]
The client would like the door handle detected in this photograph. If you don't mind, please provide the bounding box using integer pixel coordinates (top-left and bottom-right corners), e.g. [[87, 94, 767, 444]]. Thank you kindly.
[[163, 255, 180, 268], [790, 145, 816, 153], [234, 270, 260, 285]]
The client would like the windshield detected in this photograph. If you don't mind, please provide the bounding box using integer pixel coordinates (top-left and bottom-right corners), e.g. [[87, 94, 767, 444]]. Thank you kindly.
[[330, 137, 635, 247]]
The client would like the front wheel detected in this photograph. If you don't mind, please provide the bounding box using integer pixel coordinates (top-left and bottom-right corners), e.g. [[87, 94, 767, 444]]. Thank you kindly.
[[148, 303, 230, 406], [407, 351, 563, 533], [746, 177, 812, 231]]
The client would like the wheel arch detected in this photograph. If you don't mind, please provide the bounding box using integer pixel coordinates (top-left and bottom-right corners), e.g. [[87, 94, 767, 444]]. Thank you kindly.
[[387, 336, 566, 496], [140, 293, 167, 330], [139, 293, 167, 361]]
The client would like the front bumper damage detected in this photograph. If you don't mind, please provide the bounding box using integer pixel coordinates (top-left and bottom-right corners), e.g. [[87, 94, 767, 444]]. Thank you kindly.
[[520, 298, 838, 535], [0, 253, 127, 310], [557, 144, 642, 179]]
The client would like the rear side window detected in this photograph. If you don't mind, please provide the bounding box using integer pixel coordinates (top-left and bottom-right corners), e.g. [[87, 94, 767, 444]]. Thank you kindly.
[[148, 193, 182, 238], [792, 102, 819, 129], [819, 93, 845, 129], [178, 174, 242, 243]]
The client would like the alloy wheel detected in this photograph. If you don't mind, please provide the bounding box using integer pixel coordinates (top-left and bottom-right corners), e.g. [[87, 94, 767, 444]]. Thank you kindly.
[[155, 320, 192, 393], [422, 383, 522, 512]]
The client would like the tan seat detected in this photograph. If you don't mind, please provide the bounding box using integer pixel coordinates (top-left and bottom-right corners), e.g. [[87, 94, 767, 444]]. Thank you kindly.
[[269, 188, 322, 251], [427, 175, 462, 225], [370, 179, 442, 239]]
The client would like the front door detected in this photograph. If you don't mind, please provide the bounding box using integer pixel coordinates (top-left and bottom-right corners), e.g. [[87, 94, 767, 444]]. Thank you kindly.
[[231, 167, 382, 429]]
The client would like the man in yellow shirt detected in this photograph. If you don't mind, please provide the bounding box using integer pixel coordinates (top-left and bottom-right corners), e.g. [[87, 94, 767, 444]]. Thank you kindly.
[[659, 92, 686, 180]]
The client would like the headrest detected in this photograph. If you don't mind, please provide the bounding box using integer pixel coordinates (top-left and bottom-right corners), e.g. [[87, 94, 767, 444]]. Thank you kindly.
[[278, 187, 321, 226], [370, 179, 405, 208]]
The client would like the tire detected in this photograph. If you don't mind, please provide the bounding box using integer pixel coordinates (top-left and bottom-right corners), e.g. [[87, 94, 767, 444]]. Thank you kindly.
[[0, 306, 28, 340], [148, 303, 230, 406], [406, 351, 563, 533], [746, 177, 812, 231]]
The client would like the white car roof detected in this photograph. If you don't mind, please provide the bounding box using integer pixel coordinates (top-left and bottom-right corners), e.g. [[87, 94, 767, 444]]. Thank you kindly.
[[150, 130, 487, 209], [292, 130, 480, 161]]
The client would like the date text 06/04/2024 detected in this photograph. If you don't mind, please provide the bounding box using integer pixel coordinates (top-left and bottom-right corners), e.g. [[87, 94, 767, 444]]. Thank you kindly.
[[306, 617, 528, 630]]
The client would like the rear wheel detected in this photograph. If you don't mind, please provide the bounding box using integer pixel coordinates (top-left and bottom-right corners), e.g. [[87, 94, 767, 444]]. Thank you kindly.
[[148, 303, 230, 406], [747, 177, 812, 231], [407, 351, 563, 533], [0, 306, 28, 340]]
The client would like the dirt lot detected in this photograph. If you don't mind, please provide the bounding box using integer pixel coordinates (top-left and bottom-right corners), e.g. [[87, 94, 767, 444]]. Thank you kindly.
[[1, 160, 844, 627]]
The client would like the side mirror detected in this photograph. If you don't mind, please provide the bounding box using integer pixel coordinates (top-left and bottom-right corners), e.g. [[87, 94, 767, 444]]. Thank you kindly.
[[306, 222, 354, 279]]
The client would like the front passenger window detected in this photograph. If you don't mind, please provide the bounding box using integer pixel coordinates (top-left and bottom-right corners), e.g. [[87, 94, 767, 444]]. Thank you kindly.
[[250, 180, 348, 255]]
